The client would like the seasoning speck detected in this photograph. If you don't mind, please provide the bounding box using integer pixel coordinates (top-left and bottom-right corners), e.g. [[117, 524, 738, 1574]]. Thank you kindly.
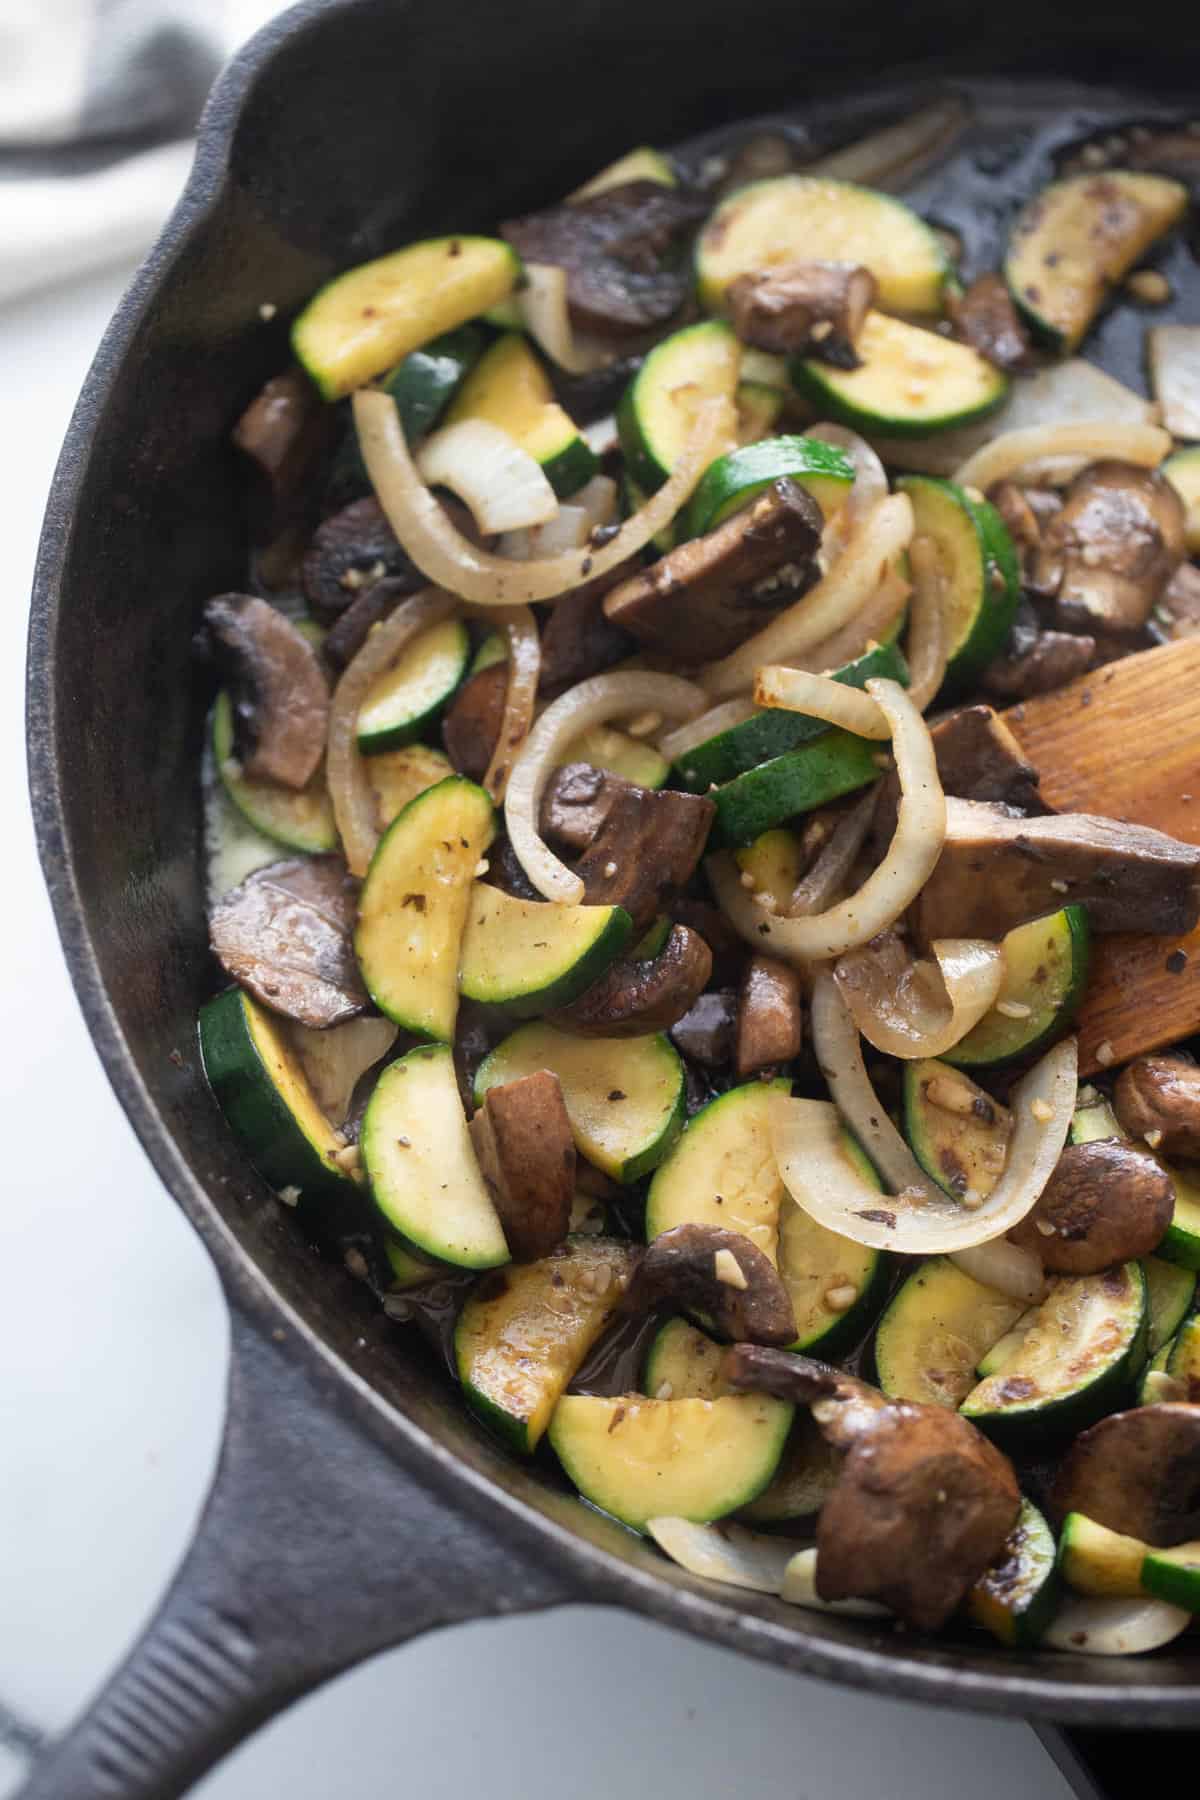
[[996, 999, 1032, 1019], [1030, 1098, 1054, 1124], [278, 1185, 302, 1208], [1050, 878, 1069, 894], [474, 858, 490, 878], [1127, 268, 1171, 305], [1167, 949, 1188, 974], [258, 301, 277, 321], [1145, 1128, 1164, 1149], [714, 1248, 749, 1290], [1095, 1039, 1116, 1066], [656, 1381, 674, 1401], [603, 859, 618, 879], [607, 1088, 626, 1102], [824, 1283, 858, 1312]]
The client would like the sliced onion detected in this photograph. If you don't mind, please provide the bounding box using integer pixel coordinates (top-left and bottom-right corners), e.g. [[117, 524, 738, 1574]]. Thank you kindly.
[[498, 503, 590, 560], [788, 791, 876, 916], [809, 421, 887, 541], [789, 567, 910, 678], [506, 672, 706, 901], [954, 421, 1172, 494], [416, 418, 558, 533], [902, 534, 948, 713], [832, 934, 1005, 1059], [354, 387, 731, 605], [658, 697, 756, 763], [1148, 324, 1200, 441], [647, 1518, 795, 1594], [950, 1241, 1046, 1306], [781, 1547, 890, 1617], [706, 679, 943, 963], [754, 665, 891, 739], [807, 95, 970, 193], [518, 262, 621, 374], [581, 415, 620, 458], [482, 605, 540, 803], [327, 588, 459, 875], [701, 493, 914, 699], [573, 472, 619, 528], [1043, 1595, 1190, 1657]]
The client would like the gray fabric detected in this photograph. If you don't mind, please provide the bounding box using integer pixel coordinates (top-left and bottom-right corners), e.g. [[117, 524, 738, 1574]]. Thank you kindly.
[[78, 0, 220, 147]]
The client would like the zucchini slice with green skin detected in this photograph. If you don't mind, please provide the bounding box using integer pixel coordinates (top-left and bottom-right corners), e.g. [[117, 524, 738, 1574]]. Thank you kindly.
[[561, 723, 669, 791], [643, 1316, 730, 1401], [735, 382, 785, 444], [1058, 1514, 1149, 1598], [444, 332, 597, 498], [967, 1499, 1060, 1649], [874, 1257, 1027, 1409], [1165, 1314, 1200, 1398], [548, 1391, 792, 1534], [733, 827, 804, 912], [893, 475, 1020, 693], [695, 176, 950, 317], [212, 693, 337, 854], [631, 915, 672, 960], [366, 742, 455, 830], [672, 638, 908, 794], [645, 1078, 792, 1264], [355, 775, 495, 1042], [684, 435, 855, 538], [1141, 1540, 1200, 1612], [330, 326, 484, 493], [385, 1237, 439, 1291], [944, 907, 1090, 1068], [1005, 171, 1188, 354], [710, 727, 881, 848], [791, 312, 1008, 440], [456, 1238, 635, 1452], [1163, 447, 1200, 557], [459, 885, 633, 1017], [361, 1043, 508, 1270], [617, 320, 740, 493], [474, 1023, 685, 1185], [292, 235, 521, 400], [357, 615, 470, 753], [779, 1165, 888, 1357], [572, 145, 675, 199], [1144, 1257, 1196, 1356], [1070, 1095, 1121, 1147], [960, 1263, 1149, 1446], [1070, 1096, 1200, 1273], [904, 1060, 1011, 1206]]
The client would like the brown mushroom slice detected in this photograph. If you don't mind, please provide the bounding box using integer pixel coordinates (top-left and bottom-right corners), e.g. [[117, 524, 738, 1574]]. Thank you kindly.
[[726, 260, 877, 363], [872, 705, 1047, 849], [915, 797, 1200, 943], [552, 925, 712, 1038], [481, 832, 541, 902], [722, 1345, 885, 1449], [735, 955, 803, 1078], [205, 594, 330, 791], [602, 479, 824, 662], [501, 180, 709, 337], [714, 133, 799, 197], [1114, 1053, 1200, 1159], [441, 662, 508, 781], [982, 627, 1097, 700], [301, 496, 426, 624], [539, 761, 633, 853], [1156, 561, 1200, 643], [669, 989, 738, 1067], [1008, 1140, 1174, 1274], [323, 575, 410, 671], [468, 1070, 575, 1262], [232, 367, 334, 533], [623, 1224, 797, 1346], [1034, 461, 1187, 636], [947, 273, 1031, 372], [209, 856, 369, 1029], [287, 1015, 399, 1129], [573, 785, 716, 934], [1051, 1404, 1200, 1546], [537, 572, 638, 694]]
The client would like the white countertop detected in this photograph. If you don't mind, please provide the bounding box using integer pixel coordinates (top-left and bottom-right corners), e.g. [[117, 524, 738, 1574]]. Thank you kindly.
[[0, 184, 1074, 1800]]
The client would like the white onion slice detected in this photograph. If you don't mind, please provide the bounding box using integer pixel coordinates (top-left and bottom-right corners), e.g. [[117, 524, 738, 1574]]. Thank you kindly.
[[781, 1548, 890, 1617], [482, 605, 540, 803], [573, 472, 619, 528], [1043, 1594, 1190, 1657], [902, 533, 948, 713], [354, 387, 731, 605], [416, 418, 558, 532], [809, 421, 888, 539], [581, 414, 620, 458], [953, 421, 1172, 494], [658, 697, 756, 763], [701, 493, 914, 699], [754, 665, 891, 739], [706, 679, 943, 963], [647, 1518, 795, 1594], [505, 671, 706, 901], [327, 588, 459, 876], [832, 935, 1006, 1059], [788, 791, 876, 917], [1148, 324, 1200, 441], [950, 1241, 1046, 1306], [790, 568, 910, 678], [518, 262, 621, 374], [498, 503, 590, 561], [807, 96, 970, 193]]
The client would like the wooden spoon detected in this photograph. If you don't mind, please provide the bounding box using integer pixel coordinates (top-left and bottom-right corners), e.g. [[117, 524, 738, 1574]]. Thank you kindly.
[[1003, 637, 1200, 1076]]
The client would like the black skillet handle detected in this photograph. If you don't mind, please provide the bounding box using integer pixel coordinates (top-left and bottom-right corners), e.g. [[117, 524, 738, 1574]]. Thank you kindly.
[[17, 1303, 572, 1800], [1037, 1725, 1200, 1798]]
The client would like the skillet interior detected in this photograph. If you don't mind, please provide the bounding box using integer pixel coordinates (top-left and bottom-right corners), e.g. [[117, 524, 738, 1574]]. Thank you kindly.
[[29, 0, 1200, 1722]]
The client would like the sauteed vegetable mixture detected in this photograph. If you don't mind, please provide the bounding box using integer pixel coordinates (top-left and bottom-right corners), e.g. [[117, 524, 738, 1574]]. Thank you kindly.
[[199, 97, 1200, 1653]]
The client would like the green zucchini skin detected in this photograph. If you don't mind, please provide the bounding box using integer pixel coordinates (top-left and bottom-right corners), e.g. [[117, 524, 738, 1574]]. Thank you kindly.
[[211, 693, 337, 854], [790, 312, 1008, 440], [945, 907, 1090, 1069], [684, 435, 855, 538], [1141, 1542, 1200, 1612], [356, 616, 471, 753], [967, 1499, 1061, 1648], [710, 727, 881, 848], [1144, 1258, 1196, 1357], [873, 1256, 1025, 1410], [895, 475, 1020, 694], [1071, 1097, 1200, 1273], [329, 325, 484, 493], [617, 319, 740, 493], [459, 889, 633, 1018]]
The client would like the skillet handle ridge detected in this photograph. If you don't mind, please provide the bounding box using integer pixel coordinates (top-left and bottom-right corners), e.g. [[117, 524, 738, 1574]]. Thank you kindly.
[[16, 1305, 571, 1800]]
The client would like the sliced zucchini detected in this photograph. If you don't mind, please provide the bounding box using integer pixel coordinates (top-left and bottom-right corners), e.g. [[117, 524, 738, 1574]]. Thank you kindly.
[[644, 1079, 791, 1264], [1069, 1094, 1121, 1147], [330, 326, 484, 492], [455, 1238, 634, 1452], [444, 332, 597, 498], [874, 1257, 1026, 1409], [684, 435, 855, 538], [672, 638, 908, 794], [1165, 1314, 1200, 1399], [643, 1316, 730, 1401], [735, 382, 786, 443], [1058, 1514, 1148, 1598], [548, 1391, 792, 1533], [355, 775, 495, 1042], [623, 470, 680, 555], [792, 312, 1009, 440], [469, 630, 508, 676], [967, 1499, 1060, 1648], [710, 727, 880, 848], [1141, 1540, 1200, 1612], [904, 1060, 1012, 1206], [734, 827, 804, 913], [960, 1263, 1148, 1445], [357, 616, 470, 753], [211, 692, 336, 853], [385, 1237, 439, 1291], [1163, 447, 1200, 557], [779, 1180, 888, 1356], [695, 176, 950, 317], [366, 742, 455, 829], [1137, 1342, 1173, 1406], [631, 915, 672, 960], [945, 907, 1090, 1068], [1070, 1095, 1200, 1272], [459, 885, 632, 1017], [558, 723, 669, 790], [360, 1042, 507, 1269], [1005, 171, 1188, 354], [571, 145, 675, 199], [475, 1023, 685, 1184], [893, 475, 1020, 692], [292, 235, 521, 400], [1144, 1257, 1196, 1356], [617, 320, 740, 494]]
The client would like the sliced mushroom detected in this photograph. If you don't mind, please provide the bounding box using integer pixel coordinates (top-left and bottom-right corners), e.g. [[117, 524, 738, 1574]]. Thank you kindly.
[[873, 705, 1047, 846], [301, 496, 426, 623], [1114, 1053, 1200, 1159], [623, 1224, 797, 1345], [209, 856, 368, 1029], [468, 1070, 575, 1261], [988, 481, 1044, 558], [482, 833, 541, 901], [548, 355, 644, 424], [501, 180, 709, 337], [288, 1015, 399, 1128], [1007, 1140, 1174, 1273], [537, 576, 638, 693], [442, 662, 508, 781], [915, 797, 1200, 943], [205, 593, 329, 791], [735, 955, 803, 1077], [1051, 1404, 1200, 1547], [232, 367, 334, 535], [540, 761, 632, 853], [982, 626, 1097, 700], [1032, 461, 1187, 636], [603, 479, 824, 661], [1155, 562, 1200, 643], [721, 1345, 886, 1450], [947, 273, 1031, 372], [726, 260, 876, 363], [713, 132, 799, 197], [552, 924, 712, 1037], [669, 989, 738, 1067], [323, 574, 408, 671], [573, 785, 716, 933], [668, 898, 748, 988]]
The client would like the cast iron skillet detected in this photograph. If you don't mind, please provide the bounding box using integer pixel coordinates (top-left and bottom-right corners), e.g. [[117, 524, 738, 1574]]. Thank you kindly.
[[23, 0, 1200, 1793]]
